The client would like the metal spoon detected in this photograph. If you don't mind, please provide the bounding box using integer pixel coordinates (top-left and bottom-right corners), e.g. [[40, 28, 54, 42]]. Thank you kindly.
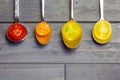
[[92, 0, 112, 44], [7, 0, 27, 42], [61, 0, 82, 49], [35, 0, 52, 45]]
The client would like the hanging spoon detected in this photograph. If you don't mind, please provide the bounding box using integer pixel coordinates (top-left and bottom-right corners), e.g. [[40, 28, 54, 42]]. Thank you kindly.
[[35, 0, 52, 45], [61, 0, 82, 49], [7, 0, 27, 42], [92, 0, 112, 44]]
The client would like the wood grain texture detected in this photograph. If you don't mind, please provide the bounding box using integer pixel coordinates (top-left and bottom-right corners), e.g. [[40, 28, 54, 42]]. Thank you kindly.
[[104, 0, 120, 21], [66, 64, 120, 80], [19, 0, 41, 22], [0, 0, 14, 22], [74, 0, 99, 21], [0, 64, 64, 80], [45, 0, 69, 21]]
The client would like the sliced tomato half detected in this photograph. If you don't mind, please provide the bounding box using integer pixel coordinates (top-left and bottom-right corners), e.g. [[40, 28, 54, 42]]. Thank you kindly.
[[7, 22, 27, 42]]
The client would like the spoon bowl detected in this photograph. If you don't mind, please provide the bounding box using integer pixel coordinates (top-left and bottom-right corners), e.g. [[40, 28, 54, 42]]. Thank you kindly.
[[35, 21, 52, 45], [92, 20, 112, 44], [92, 0, 112, 44], [7, 22, 27, 42], [61, 19, 82, 49]]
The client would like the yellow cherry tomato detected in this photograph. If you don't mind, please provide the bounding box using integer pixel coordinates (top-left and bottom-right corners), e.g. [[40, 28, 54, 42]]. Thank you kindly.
[[61, 19, 82, 49], [92, 20, 112, 44]]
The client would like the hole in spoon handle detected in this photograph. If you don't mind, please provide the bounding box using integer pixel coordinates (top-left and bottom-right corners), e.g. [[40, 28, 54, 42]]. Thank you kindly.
[[41, 0, 45, 21], [100, 0, 104, 20], [70, 0, 74, 19], [14, 0, 19, 22]]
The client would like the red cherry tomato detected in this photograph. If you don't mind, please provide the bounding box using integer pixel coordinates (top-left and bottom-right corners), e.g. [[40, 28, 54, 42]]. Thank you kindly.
[[7, 22, 27, 42]]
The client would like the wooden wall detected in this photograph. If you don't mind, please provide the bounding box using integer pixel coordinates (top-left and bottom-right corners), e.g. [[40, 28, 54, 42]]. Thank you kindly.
[[0, 0, 120, 80]]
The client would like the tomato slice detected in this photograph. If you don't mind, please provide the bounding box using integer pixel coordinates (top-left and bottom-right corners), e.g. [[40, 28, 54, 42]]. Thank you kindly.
[[7, 22, 27, 42], [92, 20, 112, 44], [61, 19, 82, 49], [35, 21, 51, 36], [35, 21, 52, 45]]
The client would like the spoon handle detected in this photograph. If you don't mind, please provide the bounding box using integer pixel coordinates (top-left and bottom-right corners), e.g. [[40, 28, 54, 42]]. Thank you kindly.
[[70, 0, 74, 19], [100, 0, 104, 20], [41, 0, 45, 21], [14, 0, 19, 22]]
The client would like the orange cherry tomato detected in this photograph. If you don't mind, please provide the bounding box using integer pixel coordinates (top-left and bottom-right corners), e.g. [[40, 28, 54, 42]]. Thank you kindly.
[[7, 22, 27, 42], [36, 21, 51, 36], [35, 21, 52, 45]]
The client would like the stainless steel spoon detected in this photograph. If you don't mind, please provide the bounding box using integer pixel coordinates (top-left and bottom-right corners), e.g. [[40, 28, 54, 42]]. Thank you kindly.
[[35, 0, 52, 45], [92, 0, 112, 44], [7, 0, 27, 42], [61, 0, 82, 49]]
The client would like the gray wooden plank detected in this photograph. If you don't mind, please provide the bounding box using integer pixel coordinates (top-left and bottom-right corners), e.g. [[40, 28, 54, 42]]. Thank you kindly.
[[0, 64, 64, 80], [74, 0, 99, 21], [0, 23, 120, 63], [19, 0, 41, 22], [0, 0, 14, 22], [45, 0, 69, 21], [0, 0, 119, 22], [66, 64, 120, 80], [105, 0, 120, 21]]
